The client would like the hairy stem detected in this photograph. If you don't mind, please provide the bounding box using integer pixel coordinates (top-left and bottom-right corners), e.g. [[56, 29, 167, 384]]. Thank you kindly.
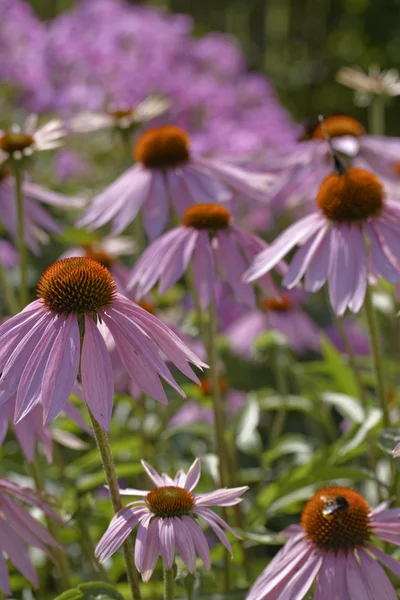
[[163, 567, 175, 600], [89, 412, 142, 600]]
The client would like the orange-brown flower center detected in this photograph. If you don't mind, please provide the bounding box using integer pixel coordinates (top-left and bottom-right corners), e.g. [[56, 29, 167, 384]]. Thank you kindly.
[[0, 132, 34, 155], [312, 116, 366, 140], [316, 167, 383, 222], [146, 486, 195, 518], [393, 162, 400, 176], [134, 125, 190, 169], [200, 377, 228, 396], [138, 299, 155, 314], [183, 204, 231, 230], [83, 246, 115, 270], [37, 257, 116, 315], [301, 487, 371, 552], [108, 108, 133, 120], [261, 295, 293, 312]]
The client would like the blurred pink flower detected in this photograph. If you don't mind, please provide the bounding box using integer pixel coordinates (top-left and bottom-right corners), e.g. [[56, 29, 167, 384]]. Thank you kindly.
[[0, 166, 84, 254], [247, 486, 400, 600], [0, 478, 61, 594], [0, 257, 206, 431], [0, 396, 90, 463], [78, 125, 272, 240], [227, 292, 320, 356], [95, 458, 247, 580], [129, 203, 284, 309], [246, 168, 400, 315]]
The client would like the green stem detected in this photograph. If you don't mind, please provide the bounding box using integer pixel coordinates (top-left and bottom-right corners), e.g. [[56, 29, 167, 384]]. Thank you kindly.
[[163, 567, 175, 600], [369, 95, 386, 136], [0, 258, 19, 315], [14, 166, 28, 306], [269, 346, 289, 445], [364, 284, 390, 428], [89, 411, 142, 600], [29, 458, 72, 591]]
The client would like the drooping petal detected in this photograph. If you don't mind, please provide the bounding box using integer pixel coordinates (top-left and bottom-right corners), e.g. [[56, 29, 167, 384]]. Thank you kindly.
[[216, 230, 255, 306], [278, 551, 322, 600], [81, 316, 114, 431], [173, 517, 196, 573], [358, 549, 397, 600], [141, 518, 160, 582], [192, 230, 215, 310], [328, 225, 354, 316], [158, 518, 175, 570], [41, 316, 80, 425], [134, 513, 153, 573], [366, 223, 400, 283], [158, 229, 198, 295], [96, 507, 148, 563], [346, 551, 372, 600], [181, 516, 211, 570], [0, 519, 37, 586], [0, 554, 10, 596], [142, 172, 169, 240], [283, 223, 329, 289]]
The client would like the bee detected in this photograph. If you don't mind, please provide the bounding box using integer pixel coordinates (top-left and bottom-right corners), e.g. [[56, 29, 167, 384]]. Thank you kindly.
[[321, 495, 349, 518]]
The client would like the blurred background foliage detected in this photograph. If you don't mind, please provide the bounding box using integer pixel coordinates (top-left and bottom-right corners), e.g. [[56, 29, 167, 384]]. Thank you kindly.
[[29, 0, 400, 131]]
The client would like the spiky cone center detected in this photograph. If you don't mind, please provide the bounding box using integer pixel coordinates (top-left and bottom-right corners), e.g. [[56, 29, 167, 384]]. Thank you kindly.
[[183, 203, 231, 230], [37, 257, 116, 315], [134, 125, 190, 169], [312, 116, 366, 140], [146, 486, 195, 518], [83, 246, 115, 270], [0, 132, 34, 155], [200, 377, 228, 396], [108, 108, 133, 120], [261, 295, 293, 312], [316, 167, 383, 222], [301, 487, 371, 552]]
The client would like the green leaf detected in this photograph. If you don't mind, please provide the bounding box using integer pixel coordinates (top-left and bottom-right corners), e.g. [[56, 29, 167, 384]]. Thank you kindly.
[[338, 408, 382, 457], [53, 591, 83, 600], [378, 428, 400, 456], [258, 394, 313, 413], [321, 392, 364, 424], [320, 337, 359, 397], [78, 581, 124, 599]]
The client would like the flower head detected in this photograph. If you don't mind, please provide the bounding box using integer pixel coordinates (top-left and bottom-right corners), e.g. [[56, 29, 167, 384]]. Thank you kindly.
[[246, 167, 400, 315], [0, 257, 206, 431], [78, 124, 272, 240], [247, 486, 400, 600], [95, 458, 247, 581], [70, 95, 169, 133], [0, 478, 61, 594], [129, 203, 283, 309], [0, 115, 65, 164]]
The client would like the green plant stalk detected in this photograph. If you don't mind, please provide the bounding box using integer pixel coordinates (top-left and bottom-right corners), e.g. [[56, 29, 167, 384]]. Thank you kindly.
[[369, 95, 385, 136], [29, 458, 72, 591], [89, 412, 142, 600], [163, 567, 175, 600], [364, 284, 390, 428], [14, 165, 28, 306], [269, 346, 289, 445], [0, 258, 19, 315]]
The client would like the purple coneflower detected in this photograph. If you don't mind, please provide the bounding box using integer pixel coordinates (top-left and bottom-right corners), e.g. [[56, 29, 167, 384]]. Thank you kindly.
[[0, 257, 206, 431], [0, 165, 83, 253], [0, 114, 65, 164], [227, 292, 320, 356], [0, 478, 60, 594], [59, 235, 134, 293], [0, 396, 90, 463], [246, 167, 400, 315], [95, 458, 247, 581], [247, 486, 400, 600], [129, 203, 282, 308], [78, 125, 271, 240], [70, 96, 170, 133], [168, 377, 246, 428]]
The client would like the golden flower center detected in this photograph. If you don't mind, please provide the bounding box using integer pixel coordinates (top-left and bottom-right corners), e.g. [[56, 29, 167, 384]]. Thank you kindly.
[[316, 167, 383, 222], [261, 295, 293, 312], [37, 257, 116, 315], [108, 108, 132, 120], [134, 125, 190, 169], [200, 377, 228, 396], [312, 116, 366, 140], [301, 487, 371, 552], [138, 299, 155, 314], [146, 486, 195, 518], [183, 204, 231, 230], [83, 246, 115, 270], [0, 132, 34, 155]]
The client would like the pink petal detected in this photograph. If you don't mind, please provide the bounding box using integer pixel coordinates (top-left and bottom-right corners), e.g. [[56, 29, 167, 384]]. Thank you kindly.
[[81, 317, 114, 431], [158, 229, 198, 295], [141, 460, 164, 486], [283, 223, 329, 288], [328, 225, 353, 316], [0, 519, 37, 586], [96, 507, 148, 563], [368, 545, 400, 578], [0, 554, 10, 596], [195, 486, 248, 507], [358, 549, 397, 599], [141, 518, 160, 582], [304, 228, 332, 292], [348, 225, 367, 313], [41, 315, 80, 425], [182, 516, 211, 570], [366, 223, 400, 283], [142, 172, 169, 240], [183, 458, 201, 492], [134, 513, 152, 573], [173, 517, 196, 573], [192, 230, 215, 310], [346, 551, 372, 600], [279, 551, 322, 600], [216, 230, 255, 306], [158, 518, 175, 570]]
